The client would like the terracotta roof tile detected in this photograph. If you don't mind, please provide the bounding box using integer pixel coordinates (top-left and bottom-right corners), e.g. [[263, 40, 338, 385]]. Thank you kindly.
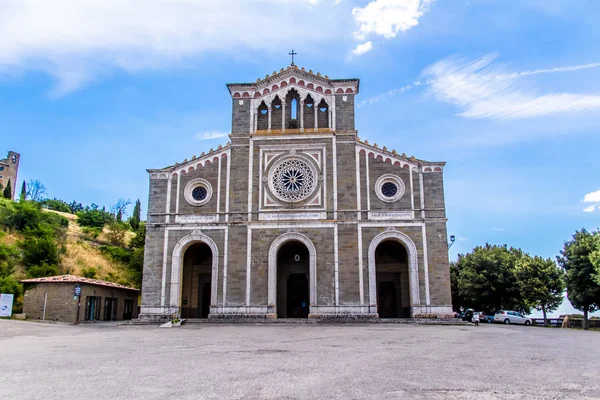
[[20, 275, 139, 291]]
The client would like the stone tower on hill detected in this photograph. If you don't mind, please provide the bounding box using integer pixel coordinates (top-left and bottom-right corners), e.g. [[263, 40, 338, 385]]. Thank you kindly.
[[0, 151, 20, 200], [139, 64, 453, 321]]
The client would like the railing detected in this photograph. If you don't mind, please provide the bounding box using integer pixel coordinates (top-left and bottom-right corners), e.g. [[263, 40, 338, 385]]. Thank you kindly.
[[531, 317, 600, 328]]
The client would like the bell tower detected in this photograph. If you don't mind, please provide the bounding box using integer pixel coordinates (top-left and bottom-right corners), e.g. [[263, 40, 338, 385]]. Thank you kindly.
[[227, 65, 359, 135]]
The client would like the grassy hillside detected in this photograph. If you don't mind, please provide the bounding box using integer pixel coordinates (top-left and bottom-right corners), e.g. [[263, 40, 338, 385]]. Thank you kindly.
[[44, 209, 136, 283]]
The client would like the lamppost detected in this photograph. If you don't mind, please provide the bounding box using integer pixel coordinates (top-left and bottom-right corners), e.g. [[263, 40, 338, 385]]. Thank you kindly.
[[448, 235, 456, 249]]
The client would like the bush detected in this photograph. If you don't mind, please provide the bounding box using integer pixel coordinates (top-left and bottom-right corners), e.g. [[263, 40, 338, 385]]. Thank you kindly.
[[76, 207, 113, 229], [41, 198, 72, 213], [128, 223, 146, 249], [81, 267, 98, 279], [105, 221, 129, 246], [26, 262, 60, 278], [81, 226, 101, 239], [20, 235, 60, 268], [99, 245, 132, 264]]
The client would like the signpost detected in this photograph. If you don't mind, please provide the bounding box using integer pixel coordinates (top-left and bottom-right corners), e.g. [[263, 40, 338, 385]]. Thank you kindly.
[[74, 286, 82, 323], [0, 294, 14, 318]]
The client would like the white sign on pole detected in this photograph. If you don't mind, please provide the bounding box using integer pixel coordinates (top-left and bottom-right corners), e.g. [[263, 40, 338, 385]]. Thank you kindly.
[[0, 294, 14, 317]]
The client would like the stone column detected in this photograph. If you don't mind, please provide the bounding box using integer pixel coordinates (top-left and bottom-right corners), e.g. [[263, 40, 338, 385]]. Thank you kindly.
[[267, 106, 272, 133], [314, 103, 318, 132], [253, 109, 258, 133], [300, 100, 304, 132], [281, 102, 286, 132]]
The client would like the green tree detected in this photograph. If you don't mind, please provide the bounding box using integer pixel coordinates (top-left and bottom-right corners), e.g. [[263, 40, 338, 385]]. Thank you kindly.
[[105, 221, 129, 246], [3, 179, 12, 199], [516, 255, 565, 326], [76, 208, 112, 229], [453, 244, 526, 314], [20, 235, 60, 268], [449, 262, 466, 312], [20, 181, 26, 200], [557, 229, 600, 330], [128, 222, 146, 249], [129, 199, 141, 231]]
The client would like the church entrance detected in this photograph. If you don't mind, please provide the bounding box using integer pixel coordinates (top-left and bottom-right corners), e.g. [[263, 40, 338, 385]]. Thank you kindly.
[[276, 241, 310, 318], [375, 240, 411, 318], [180, 243, 212, 319]]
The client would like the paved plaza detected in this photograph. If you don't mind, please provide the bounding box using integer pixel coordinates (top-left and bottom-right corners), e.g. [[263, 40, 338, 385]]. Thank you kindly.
[[0, 320, 598, 399]]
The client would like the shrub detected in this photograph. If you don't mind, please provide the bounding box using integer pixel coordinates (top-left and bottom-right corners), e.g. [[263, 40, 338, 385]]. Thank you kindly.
[[20, 235, 59, 268], [26, 262, 60, 278], [99, 245, 132, 264], [41, 198, 72, 213], [105, 222, 129, 246], [76, 208, 113, 229], [81, 226, 101, 239], [81, 267, 98, 279]]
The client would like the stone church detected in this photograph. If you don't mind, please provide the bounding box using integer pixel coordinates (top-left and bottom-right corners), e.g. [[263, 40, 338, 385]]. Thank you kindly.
[[140, 64, 453, 320]]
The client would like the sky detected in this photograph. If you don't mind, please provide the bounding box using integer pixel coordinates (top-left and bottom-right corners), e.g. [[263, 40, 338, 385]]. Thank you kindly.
[[1, 0, 599, 316]]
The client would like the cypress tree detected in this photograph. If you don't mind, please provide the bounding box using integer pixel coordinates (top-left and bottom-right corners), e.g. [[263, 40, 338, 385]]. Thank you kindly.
[[130, 199, 141, 230], [3, 179, 12, 199], [20, 181, 27, 200]]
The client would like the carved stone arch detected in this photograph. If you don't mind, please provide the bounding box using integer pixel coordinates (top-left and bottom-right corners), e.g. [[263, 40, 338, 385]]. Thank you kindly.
[[170, 231, 219, 312], [368, 230, 420, 308], [268, 232, 317, 310]]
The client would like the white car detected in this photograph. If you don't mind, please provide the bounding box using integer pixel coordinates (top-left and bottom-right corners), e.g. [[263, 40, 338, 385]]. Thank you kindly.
[[494, 310, 532, 326]]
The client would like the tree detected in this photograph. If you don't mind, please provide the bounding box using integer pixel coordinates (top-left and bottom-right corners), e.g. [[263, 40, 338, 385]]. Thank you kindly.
[[129, 199, 141, 231], [452, 244, 526, 314], [3, 179, 12, 199], [26, 179, 47, 202], [557, 229, 600, 330], [20, 181, 26, 200], [111, 199, 131, 222], [105, 221, 129, 246], [516, 255, 565, 326], [449, 262, 466, 311]]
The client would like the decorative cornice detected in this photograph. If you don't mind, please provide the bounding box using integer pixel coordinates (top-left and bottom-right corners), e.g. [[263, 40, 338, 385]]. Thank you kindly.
[[148, 143, 231, 178], [227, 65, 359, 100], [356, 139, 445, 172]]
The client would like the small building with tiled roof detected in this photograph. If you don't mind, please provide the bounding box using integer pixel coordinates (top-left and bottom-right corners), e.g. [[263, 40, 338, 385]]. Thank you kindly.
[[22, 275, 139, 323]]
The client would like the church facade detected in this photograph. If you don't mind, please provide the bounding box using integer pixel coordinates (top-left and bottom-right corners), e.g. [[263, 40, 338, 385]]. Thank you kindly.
[[140, 65, 453, 320]]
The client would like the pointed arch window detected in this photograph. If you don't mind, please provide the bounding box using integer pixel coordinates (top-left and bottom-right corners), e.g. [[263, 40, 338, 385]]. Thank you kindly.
[[291, 98, 297, 119]]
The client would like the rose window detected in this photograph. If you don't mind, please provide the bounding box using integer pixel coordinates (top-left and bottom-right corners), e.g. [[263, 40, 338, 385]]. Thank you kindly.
[[192, 186, 208, 201], [381, 182, 398, 198], [268, 157, 317, 203]]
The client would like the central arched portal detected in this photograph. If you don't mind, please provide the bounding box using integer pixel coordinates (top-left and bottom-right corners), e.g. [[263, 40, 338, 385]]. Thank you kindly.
[[375, 240, 411, 318], [180, 243, 212, 319], [276, 241, 310, 318]]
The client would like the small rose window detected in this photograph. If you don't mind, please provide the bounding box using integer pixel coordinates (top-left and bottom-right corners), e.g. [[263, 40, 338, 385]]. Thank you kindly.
[[184, 178, 212, 206]]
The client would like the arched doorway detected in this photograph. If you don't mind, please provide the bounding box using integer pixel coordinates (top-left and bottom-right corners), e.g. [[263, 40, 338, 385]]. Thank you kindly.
[[180, 243, 212, 318], [375, 240, 411, 318], [276, 241, 310, 318]]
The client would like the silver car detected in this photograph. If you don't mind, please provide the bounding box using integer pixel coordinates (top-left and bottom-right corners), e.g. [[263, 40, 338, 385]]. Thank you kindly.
[[494, 310, 532, 326]]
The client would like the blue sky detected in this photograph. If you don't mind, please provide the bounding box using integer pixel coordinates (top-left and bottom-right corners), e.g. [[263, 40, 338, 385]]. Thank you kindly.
[[2, 0, 599, 315]]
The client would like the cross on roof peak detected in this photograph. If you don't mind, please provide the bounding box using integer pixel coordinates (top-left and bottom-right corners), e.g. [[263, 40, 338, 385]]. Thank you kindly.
[[289, 49, 297, 66]]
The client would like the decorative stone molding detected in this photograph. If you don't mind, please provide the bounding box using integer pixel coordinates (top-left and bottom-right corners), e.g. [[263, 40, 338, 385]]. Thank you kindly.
[[268, 232, 317, 311], [259, 212, 326, 221], [174, 215, 219, 224], [170, 231, 219, 311], [183, 178, 213, 206], [374, 174, 405, 203], [368, 211, 414, 221], [367, 230, 420, 307]]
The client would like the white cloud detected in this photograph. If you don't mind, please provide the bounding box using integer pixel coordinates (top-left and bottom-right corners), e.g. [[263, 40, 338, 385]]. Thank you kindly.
[[195, 131, 228, 141], [583, 190, 600, 213], [583, 190, 600, 203], [352, 41, 373, 56], [352, 0, 435, 40], [422, 54, 600, 120], [0, 0, 344, 95]]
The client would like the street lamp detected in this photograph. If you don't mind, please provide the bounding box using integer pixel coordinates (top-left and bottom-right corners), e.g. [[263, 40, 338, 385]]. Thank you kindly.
[[448, 235, 456, 249]]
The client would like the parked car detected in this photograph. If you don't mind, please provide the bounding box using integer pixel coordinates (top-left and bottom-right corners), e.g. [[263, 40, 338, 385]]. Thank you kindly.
[[494, 310, 532, 326], [480, 314, 494, 324]]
